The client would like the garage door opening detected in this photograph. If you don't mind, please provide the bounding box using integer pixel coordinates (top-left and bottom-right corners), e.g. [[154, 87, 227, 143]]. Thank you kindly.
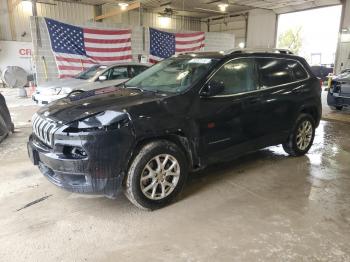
[[276, 6, 342, 66]]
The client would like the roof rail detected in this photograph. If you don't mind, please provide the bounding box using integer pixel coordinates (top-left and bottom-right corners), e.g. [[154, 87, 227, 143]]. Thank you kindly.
[[225, 48, 294, 55]]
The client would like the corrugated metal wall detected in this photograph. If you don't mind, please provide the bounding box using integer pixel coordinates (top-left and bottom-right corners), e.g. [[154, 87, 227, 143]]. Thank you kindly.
[[31, 15, 234, 85], [101, 6, 202, 31], [0, 0, 12, 40], [4, 0, 95, 42], [3, 1, 201, 42]]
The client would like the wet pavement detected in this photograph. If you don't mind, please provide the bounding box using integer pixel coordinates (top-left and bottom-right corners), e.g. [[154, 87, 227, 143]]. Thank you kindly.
[[0, 89, 350, 261]]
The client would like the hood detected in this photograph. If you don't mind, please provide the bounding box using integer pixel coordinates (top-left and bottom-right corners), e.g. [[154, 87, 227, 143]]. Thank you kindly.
[[333, 72, 350, 82], [37, 87, 167, 124], [37, 78, 86, 89]]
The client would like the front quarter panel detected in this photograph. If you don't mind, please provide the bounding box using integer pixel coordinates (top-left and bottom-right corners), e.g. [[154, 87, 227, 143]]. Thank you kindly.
[[52, 119, 136, 193], [127, 92, 201, 166]]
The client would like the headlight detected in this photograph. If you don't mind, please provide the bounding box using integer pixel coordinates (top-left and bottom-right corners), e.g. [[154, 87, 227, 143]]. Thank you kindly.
[[61, 87, 73, 94], [41, 88, 61, 95], [63, 111, 129, 133]]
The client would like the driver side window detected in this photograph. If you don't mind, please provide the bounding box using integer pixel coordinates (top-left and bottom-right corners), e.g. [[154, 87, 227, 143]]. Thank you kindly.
[[109, 67, 128, 80], [210, 58, 257, 95]]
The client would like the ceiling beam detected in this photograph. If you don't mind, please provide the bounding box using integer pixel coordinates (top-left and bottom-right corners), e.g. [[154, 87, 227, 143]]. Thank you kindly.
[[94, 1, 140, 21]]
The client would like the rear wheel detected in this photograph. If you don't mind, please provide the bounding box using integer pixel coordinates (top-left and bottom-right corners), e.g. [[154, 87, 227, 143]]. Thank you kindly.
[[124, 140, 188, 210], [282, 113, 315, 156]]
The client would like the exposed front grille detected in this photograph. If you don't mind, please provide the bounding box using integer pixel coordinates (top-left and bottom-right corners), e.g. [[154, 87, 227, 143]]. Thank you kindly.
[[32, 113, 60, 147]]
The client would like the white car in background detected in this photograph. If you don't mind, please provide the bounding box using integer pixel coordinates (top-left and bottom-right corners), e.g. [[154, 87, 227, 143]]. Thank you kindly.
[[32, 62, 150, 106]]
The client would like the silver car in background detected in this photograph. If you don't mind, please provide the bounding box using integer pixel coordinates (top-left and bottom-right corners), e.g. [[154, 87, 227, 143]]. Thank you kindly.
[[32, 62, 150, 106]]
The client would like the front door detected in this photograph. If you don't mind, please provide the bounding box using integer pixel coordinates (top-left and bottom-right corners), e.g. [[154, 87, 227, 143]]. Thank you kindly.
[[197, 57, 263, 159]]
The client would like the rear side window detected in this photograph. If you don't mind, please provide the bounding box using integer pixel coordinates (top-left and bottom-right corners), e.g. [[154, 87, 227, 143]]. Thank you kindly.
[[289, 61, 308, 80], [257, 58, 308, 88], [257, 58, 293, 88]]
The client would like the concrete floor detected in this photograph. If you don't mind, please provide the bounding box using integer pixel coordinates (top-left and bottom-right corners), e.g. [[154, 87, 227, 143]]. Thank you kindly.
[[0, 88, 350, 261]]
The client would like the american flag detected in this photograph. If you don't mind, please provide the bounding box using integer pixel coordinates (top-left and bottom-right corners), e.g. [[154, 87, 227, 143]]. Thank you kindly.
[[45, 18, 132, 78], [149, 28, 205, 63]]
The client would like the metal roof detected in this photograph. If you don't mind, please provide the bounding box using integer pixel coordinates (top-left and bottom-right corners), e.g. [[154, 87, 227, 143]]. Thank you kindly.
[[77, 0, 341, 16]]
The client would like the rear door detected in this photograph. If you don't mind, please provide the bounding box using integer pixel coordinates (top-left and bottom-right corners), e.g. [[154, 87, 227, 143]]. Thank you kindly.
[[256, 57, 309, 137]]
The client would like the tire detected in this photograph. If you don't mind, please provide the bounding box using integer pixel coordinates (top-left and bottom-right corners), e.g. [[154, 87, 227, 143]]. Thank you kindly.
[[124, 140, 188, 210], [0, 115, 9, 143], [282, 113, 315, 157], [336, 106, 343, 110]]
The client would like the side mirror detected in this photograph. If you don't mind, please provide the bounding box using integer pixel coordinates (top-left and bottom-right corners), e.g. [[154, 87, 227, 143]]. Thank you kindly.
[[201, 80, 225, 97], [98, 75, 107, 81]]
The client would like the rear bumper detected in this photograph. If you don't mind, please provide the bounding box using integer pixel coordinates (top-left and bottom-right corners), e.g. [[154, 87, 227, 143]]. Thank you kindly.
[[27, 135, 123, 198], [327, 92, 350, 107]]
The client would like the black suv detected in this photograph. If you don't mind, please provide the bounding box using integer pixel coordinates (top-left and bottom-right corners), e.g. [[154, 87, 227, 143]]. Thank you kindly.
[[27, 50, 321, 210], [0, 92, 14, 143]]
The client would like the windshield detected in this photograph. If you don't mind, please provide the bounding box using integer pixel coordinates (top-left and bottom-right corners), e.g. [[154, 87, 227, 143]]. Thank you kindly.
[[124, 57, 218, 93], [75, 65, 107, 80]]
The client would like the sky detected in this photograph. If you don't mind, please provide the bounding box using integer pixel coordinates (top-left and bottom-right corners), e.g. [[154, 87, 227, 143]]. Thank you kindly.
[[277, 5, 342, 65]]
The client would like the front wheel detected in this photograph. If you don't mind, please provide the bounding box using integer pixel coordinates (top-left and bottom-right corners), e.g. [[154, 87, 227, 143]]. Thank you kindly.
[[282, 113, 315, 156], [124, 140, 188, 210]]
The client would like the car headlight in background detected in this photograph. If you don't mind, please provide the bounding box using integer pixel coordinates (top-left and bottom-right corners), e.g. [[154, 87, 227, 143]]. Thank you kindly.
[[40, 87, 62, 95], [61, 87, 73, 94]]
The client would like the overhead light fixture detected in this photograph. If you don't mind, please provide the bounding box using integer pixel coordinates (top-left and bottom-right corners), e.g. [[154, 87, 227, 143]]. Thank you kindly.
[[21, 0, 33, 14], [118, 2, 129, 10], [158, 16, 171, 28], [218, 3, 228, 12]]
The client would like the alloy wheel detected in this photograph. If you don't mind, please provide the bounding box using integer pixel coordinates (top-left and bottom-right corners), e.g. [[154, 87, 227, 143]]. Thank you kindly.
[[296, 120, 313, 151], [140, 154, 180, 200]]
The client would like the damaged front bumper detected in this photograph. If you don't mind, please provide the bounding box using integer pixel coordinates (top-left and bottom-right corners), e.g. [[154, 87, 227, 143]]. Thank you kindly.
[[27, 130, 131, 198]]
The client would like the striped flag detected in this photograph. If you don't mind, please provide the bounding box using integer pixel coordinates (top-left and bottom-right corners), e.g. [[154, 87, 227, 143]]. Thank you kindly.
[[45, 18, 132, 78], [149, 28, 205, 63]]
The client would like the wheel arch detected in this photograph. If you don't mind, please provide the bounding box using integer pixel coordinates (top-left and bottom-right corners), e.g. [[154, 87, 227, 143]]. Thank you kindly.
[[298, 104, 320, 127], [126, 132, 198, 175]]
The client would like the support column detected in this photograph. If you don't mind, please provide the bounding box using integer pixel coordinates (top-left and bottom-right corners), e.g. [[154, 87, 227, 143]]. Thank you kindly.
[[335, 0, 350, 73]]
